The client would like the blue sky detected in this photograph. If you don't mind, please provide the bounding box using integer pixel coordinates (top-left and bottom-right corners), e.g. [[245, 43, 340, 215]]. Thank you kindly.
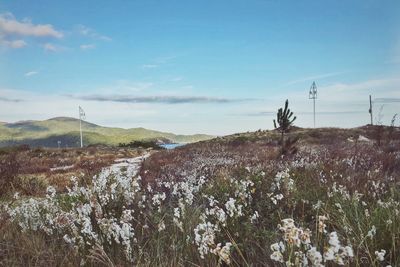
[[0, 0, 399, 135]]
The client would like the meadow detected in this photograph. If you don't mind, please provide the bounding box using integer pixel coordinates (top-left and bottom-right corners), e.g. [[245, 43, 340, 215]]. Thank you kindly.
[[0, 125, 399, 266]]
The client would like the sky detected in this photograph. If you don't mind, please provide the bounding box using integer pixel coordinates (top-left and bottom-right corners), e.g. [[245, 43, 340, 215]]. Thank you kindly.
[[0, 0, 399, 135]]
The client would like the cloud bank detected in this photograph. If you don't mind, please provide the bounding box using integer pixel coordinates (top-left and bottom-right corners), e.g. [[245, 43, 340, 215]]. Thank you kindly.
[[70, 94, 253, 104], [76, 24, 111, 41], [0, 96, 22, 102], [0, 13, 62, 38], [80, 44, 95, 50], [374, 98, 400, 103], [0, 12, 63, 49], [24, 71, 38, 77]]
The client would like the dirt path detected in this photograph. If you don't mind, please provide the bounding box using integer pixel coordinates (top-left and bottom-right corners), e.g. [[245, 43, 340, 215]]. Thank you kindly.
[[108, 153, 151, 173]]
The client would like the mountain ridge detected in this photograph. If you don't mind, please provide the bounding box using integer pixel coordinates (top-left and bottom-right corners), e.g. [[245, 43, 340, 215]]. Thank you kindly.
[[0, 117, 214, 148]]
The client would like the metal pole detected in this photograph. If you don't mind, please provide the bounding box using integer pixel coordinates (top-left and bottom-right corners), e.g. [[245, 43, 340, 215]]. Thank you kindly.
[[313, 97, 316, 128], [309, 81, 317, 128], [369, 95, 373, 125], [79, 107, 83, 148]]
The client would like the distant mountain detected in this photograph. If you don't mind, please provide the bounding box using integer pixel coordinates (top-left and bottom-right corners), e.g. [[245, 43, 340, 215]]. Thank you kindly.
[[0, 117, 214, 148]]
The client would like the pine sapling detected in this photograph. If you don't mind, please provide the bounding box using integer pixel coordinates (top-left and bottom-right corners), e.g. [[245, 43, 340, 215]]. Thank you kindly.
[[273, 99, 297, 155]]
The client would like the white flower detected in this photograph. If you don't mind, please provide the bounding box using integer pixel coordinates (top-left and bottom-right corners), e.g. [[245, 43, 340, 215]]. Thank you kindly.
[[324, 247, 335, 261], [344, 246, 354, 257], [225, 198, 237, 217], [270, 251, 284, 263], [318, 215, 328, 233], [194, 221, 219, 259], [313, 200, 323, 210], [328, 232, 340, 249], [46, 186, 57, 199], [375, 249, 386, 261], [174, 207, 181, 219], [212, 242, 233, 264], [158, 221, 166, 232], [63, 234, 74, 244], [13, 192, 20, 200], [365, 209, 370, 217], [367, 225, 376, 238], [250, 211, 259, 223], [307, 247, 323, 267]]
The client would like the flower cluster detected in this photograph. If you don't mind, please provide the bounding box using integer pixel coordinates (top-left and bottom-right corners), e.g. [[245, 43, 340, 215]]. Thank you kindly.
[[270, 218, 354, 266], [3, 137, 400, 266], [7, 155, 148, 262]]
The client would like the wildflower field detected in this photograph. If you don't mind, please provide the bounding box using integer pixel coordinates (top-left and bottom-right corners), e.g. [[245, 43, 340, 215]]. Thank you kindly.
[[0, 126, 399, 266]]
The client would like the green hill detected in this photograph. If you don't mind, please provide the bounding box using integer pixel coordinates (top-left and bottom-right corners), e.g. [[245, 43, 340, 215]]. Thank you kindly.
[[0, 117, 214, 148]]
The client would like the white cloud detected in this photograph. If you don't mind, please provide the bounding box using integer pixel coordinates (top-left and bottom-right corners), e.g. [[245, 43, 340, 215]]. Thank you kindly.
[[0, 13, 63, 38], [141, 55, 178, 70], [70, 94, 250, 104], [282, 72, 345, 87], [141, 64, 158, 69], [96, 80, 154, 93], [80, 44, 95, 50], [43, 43, 65, 52], [76, 24, 111, 41], [0, 87, 158, 127], [319, 78, 400, 97], [0, 38, 26, 48], [43, 43, 56, 52], [153, 55, 177, 64], [24, 71, 38, 77], [170, 76, 183, 82]]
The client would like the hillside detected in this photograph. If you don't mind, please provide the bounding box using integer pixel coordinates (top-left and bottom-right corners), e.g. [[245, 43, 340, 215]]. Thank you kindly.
[[0, 117, 214, 148], [2, 125, 400, 266]]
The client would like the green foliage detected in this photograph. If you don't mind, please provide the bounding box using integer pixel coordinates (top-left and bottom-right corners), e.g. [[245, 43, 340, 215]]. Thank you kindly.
[[273, 99, 298, 155], [118, 140, 164, 150], [273, 99, 296, 133]]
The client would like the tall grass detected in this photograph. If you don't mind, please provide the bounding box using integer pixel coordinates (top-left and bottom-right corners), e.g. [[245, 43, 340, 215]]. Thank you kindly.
[[1, 127, 399, 266]]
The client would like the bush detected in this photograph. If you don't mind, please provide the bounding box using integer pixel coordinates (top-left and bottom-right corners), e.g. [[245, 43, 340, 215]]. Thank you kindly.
[[118, 140, 164, 150], [0, 153, 20, 196]]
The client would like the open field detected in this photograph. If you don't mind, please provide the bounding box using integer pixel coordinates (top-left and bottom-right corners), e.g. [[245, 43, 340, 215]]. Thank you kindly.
[[1, 125, 400, 266], [0, 145, 144, 198]]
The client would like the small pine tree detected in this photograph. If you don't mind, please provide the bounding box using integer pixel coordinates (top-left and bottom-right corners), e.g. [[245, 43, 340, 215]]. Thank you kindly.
[[273, 99, 297, 155]]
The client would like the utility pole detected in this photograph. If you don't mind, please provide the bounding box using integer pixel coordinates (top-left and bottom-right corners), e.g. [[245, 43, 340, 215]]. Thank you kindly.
[[369, 95, 373, 125], [309, 81, 317, 128], [79, 106, 86, 148]]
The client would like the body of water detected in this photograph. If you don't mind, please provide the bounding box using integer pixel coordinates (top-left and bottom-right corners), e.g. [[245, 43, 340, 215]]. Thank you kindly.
[[159, 143, 186, 149]]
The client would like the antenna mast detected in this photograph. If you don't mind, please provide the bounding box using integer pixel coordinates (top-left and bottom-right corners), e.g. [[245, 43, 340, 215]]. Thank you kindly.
[[309, 81, 317, 128], [369, 95, 373, 125], [79, 106, 86, 148]]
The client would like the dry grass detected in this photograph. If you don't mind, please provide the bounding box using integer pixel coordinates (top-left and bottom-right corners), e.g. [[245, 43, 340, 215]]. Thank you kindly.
[[0, 145, 143, 199], [0, 125, 399, 266]]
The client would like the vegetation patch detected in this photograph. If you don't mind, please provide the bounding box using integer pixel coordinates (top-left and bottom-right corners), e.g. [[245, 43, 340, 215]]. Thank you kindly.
[[0, 126, 399, 266]]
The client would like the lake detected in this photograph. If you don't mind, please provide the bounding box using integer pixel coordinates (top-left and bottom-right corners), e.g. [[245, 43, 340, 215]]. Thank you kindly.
[[159, 143, 186, 149]]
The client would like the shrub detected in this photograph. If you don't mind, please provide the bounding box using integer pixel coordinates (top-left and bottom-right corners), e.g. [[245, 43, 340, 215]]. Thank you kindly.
[[273, 99, 298, 155], [0, 153, 20, 196]]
